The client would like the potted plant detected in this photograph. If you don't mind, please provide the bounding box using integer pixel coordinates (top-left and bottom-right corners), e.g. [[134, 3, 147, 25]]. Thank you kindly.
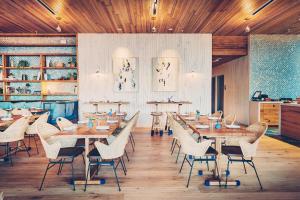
[[68, 57, 76, 68]]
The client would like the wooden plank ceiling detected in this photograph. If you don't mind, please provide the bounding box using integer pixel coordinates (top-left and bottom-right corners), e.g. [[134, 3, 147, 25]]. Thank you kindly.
[[0, 0, 299, 35]]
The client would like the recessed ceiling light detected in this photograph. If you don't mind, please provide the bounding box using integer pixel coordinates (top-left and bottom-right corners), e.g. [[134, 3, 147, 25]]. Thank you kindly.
[[152, 26, 157, 32], [181, 29, 184, 32], [245, 25, 251, 33], [56, 25, 62, 32], [117, 27, 123, 32], [168, 27, 173, 31]]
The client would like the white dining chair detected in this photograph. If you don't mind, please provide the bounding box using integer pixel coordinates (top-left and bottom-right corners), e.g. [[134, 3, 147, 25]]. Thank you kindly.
[[0, 109, 8, 117], [11, 108, 32, 116], [211, 110, 223, 120], [25, 111, 50, 154], [222, 122, 268, 190], [223, 114, 236, 126], [84, 118, 135, 192], [56, 117, 83, 147], [0, 117, 30, 166], [173, 118, 220, 188], [0, 192, 3, 200], [36, 122, 84, 191]]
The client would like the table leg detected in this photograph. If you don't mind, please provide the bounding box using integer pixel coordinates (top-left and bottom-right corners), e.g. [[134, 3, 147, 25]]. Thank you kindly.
[[155, 104, 158, 112], [85, 138, 90, 180], [177, 104, 182, 114], [203, 137, 240, 187], [118, 104, 121, 113]]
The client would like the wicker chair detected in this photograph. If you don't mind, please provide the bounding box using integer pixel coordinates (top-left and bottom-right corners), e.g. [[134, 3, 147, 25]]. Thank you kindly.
[[0, 109, 8, 117], [173, 118, 220, 188], [11, 108, 32, 116], [56, 117, 84, 147], [36, 122, 84, 191], [84, 115, 136, 192], [26, 111, 50, 154], [223, 114, 236, 126], [0, 117, 30, 166], [222, 122, 268, 190]]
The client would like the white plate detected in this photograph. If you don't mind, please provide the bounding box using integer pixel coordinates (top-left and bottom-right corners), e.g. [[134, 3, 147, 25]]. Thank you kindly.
[[195, 124, 209, 129], [77, 120, 88, 124], [96, 126, 110, 130], [116, 113, 125, 116], [63, 125, 77, 131], [1, 117, 13, 121], [107, 120, 118, 124], [208, 116, 219, 120], [225, 124, 241, 129]]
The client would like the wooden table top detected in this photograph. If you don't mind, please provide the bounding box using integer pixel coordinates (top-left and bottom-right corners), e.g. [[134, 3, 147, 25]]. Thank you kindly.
[[0, 115, 39, 128], [147, 101, 192, 105], [177, 114, 257, 139], [55, 122, 118, 139], [88, 101, 130, 105]]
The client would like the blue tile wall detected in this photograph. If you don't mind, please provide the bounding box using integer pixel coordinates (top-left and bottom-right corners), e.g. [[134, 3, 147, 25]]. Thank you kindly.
[[250, 35, 300, 99]]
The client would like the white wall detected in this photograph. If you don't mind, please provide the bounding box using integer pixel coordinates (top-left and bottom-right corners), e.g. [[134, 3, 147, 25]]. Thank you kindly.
[[213, 56, 249, 125], [78, 34, 212, 127]]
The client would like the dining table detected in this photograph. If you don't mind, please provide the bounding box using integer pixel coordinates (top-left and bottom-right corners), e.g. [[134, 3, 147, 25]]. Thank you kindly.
[[147, 101, 192, 114], [177, 114, 258, 186], [54, 119, 119, 185]]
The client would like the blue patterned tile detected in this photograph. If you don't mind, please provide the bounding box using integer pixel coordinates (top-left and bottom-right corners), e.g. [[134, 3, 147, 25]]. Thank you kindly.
[[250, 35, 300, 99]]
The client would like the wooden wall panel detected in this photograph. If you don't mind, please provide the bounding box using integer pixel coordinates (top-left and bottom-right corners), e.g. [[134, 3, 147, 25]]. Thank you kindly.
[[78, 34, 212, 127], [0, 0, 299, 35], [212, 56, 249, 125]]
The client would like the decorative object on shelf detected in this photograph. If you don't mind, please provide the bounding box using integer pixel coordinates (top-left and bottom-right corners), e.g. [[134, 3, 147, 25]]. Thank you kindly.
[[37, 72, 41, 80], [113, 57, 138, 92], [68, 72, 74, 80], [68, 57, 76, 68], [74, 85, 78, 94], [18, 60, 30, 67], [33, 90, 41, 95], [0, 71, 2, 80], [10, 59, 14, 67], [21, 74, 28, 80], [73, 72, 77, 80], [152, 57, 178, 92], [49, 59, 54, 67], [8, 73, 15, 80], [44, 72, 50, 80], [55, 61, 65, 68]]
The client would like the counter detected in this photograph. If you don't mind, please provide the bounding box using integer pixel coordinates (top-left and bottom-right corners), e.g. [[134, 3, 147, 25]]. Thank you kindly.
[[281, 104, 300, 140]]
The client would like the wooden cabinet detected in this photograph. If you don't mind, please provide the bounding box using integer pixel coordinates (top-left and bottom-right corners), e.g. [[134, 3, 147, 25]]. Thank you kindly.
[[281, 104, 300, 140], [249, 101, 281, 126], [260, 103, 280, 125]]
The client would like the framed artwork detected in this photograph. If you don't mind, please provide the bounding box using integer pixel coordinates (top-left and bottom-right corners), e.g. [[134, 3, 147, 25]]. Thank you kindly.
[[152, 57, 178, 91], [113, 57, 138, 92]]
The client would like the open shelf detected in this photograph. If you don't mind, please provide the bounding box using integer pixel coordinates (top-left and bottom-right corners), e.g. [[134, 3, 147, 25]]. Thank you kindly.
[[42, 67, 78, 70], [6, 94, 41, 96], [0, 34, 78, 101], [5, 80, 41, 83], [5, 67, 41, 70], [42, 80, 77, 82]]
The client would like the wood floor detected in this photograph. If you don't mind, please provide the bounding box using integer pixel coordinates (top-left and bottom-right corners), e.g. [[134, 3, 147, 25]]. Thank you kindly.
[[1, 128, 300, 200]]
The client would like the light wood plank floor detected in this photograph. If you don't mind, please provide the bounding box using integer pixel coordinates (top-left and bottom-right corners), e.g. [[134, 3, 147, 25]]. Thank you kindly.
[[0, 128, 300, 200]]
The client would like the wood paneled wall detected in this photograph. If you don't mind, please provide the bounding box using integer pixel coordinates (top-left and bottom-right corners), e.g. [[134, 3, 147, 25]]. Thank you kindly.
[[212, 56, 249, 125], [78, 34, 212, 126], [212, 36, 248, 67]]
